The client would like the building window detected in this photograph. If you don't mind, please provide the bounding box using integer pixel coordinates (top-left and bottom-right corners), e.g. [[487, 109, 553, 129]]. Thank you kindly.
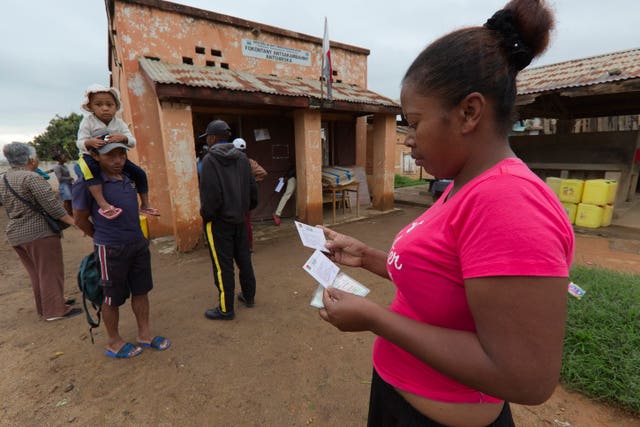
[[206, 60, 216, 67], [211, 49, 222, 57], [402, 152, 416, 174], [182, 57, 193, 65], [195, 46, 205, 54], [220, 63, 229, 69]]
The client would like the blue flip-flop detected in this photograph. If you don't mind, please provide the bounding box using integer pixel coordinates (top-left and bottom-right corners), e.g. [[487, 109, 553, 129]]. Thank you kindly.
[[105, 342, 142, 359], [138, 336, 171, 351]]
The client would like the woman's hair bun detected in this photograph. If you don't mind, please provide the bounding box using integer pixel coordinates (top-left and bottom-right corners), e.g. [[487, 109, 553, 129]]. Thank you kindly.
[[484, 9, 533, 70], [485, 0, 554, 70]]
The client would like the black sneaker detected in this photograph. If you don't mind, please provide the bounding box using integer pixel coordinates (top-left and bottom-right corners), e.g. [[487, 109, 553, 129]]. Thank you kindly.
[[204, 307, 235, 320], [237, 293, 255, 308]]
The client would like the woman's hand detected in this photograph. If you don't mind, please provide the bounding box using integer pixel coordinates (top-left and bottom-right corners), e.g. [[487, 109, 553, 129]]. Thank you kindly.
[[319, 226, 369, 268], [319, 287, 380, 332], [320, 226, 391, 279], [60, 214, 75, 227]]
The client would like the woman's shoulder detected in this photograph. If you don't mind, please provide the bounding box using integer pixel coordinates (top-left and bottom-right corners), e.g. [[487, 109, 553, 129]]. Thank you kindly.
[[6, 169, 39, 180], [467, 159, 545, 193]]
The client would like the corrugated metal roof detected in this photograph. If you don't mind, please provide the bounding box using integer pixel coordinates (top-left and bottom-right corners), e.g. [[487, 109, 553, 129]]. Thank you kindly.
[[517, 48, 640, 95], [139, 57, 399, 108]]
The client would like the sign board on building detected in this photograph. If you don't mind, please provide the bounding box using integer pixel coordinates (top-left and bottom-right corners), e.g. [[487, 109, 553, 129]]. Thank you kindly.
[[242, 39, 311, 66]]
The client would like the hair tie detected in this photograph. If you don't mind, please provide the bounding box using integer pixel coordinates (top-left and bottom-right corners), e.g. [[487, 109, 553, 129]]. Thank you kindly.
[[484, 9, 533, 71]]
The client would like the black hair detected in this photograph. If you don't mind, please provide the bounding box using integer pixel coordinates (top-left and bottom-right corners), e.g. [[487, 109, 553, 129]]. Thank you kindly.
[[402, 0, 554, 134]]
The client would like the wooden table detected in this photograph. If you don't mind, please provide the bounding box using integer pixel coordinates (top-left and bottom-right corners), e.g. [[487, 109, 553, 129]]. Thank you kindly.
[[323, 182, 360, 224]]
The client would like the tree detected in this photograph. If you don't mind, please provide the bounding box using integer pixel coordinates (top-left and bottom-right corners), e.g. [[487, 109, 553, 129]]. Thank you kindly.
[[32, 113, 83, 160]]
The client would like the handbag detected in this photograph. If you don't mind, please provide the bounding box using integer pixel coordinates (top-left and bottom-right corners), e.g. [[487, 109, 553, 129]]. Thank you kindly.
[[3, 174, 71, 234]]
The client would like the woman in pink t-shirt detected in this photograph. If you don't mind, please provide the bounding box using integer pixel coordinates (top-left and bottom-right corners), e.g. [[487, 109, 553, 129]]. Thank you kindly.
[[318, 1, 574, 426]]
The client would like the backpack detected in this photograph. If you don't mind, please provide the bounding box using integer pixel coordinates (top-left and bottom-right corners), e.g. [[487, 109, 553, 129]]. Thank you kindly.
[[77, 252, 102, 343]]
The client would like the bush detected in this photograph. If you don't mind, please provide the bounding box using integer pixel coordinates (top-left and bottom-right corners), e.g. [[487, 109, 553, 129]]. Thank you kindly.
[[394, 174, 425, 188]]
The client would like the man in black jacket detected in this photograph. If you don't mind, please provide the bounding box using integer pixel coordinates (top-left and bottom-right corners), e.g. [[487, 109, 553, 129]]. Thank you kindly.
[[199, 120, 258, 320]]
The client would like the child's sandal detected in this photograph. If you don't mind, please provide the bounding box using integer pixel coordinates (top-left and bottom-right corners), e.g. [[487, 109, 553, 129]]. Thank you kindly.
[[98, 205, 123, 219]]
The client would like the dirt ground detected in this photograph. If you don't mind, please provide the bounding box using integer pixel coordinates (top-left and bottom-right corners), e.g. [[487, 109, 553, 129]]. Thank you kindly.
[[1, 205, 639, 426]]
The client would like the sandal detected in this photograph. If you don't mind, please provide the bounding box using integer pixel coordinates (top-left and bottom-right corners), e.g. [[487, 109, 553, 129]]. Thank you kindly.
[[105, 342, 142, 359], [140, 207, 160, 216], [138, 336, 171, 351], [98, 205, 123, 219]]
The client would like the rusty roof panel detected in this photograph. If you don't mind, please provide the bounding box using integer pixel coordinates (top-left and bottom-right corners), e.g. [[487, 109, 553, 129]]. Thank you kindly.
[[139, 57, 399, 108], [517, 48, 640, 95]]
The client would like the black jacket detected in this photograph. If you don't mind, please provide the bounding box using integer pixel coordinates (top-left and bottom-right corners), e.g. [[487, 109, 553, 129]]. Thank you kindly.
[[199, 142, 258, 224]]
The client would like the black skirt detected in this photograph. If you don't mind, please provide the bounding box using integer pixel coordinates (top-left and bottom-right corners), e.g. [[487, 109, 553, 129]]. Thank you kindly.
[[367, 369, 515, 427]]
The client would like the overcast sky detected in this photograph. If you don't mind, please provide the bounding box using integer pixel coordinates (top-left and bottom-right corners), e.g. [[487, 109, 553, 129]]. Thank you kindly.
[[1, 0, 637, 154]]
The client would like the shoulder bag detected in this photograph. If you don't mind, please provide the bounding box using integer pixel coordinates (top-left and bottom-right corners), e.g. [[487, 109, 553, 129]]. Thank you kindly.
[[2, 174, 70, 235]]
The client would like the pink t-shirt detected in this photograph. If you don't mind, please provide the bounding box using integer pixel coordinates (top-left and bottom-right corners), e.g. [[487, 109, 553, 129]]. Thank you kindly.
[[373, 158, 574, 403]]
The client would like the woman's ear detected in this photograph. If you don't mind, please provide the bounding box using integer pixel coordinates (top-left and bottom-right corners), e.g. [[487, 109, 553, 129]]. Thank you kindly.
[[458, 92, 485, 135]]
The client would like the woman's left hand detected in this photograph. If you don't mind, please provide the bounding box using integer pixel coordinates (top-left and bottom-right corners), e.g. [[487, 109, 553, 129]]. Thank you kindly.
[[319, 287, 380, 332]]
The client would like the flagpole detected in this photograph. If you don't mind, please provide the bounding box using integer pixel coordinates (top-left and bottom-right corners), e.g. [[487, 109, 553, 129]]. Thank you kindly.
[[321, 16, 332, 104], [320, 17, 326, 103], [320, 66, 325, 102]]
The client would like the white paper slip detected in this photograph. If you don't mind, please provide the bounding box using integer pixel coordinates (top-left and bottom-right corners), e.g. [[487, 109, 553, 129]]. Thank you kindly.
[[309, 273, 370, 308], [275, 177, 285, 193], [310, 285, 325, 309], [332, 272, 370, 297], [302, 249, 339, 288], [295, 221, 329, 252]]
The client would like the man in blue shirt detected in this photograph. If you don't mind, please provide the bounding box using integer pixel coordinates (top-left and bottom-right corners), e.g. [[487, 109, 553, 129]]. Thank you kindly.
[[72, 142, 170, 359]]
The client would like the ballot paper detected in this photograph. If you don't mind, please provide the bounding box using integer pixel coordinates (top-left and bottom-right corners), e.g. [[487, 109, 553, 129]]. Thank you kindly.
[[303, 250, 371, 308], [295, 221, 330, 253], [302, 249, 339, 288], [309, 273, 371, 309]]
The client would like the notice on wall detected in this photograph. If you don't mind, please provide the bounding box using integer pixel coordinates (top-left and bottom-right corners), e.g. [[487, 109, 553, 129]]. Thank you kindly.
[[242, 39, 311, 66], [254, 128, 271, 141]]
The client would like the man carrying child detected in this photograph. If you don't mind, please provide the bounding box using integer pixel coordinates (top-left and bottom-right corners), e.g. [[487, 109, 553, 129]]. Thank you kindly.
[[72, 140, 170, 359]]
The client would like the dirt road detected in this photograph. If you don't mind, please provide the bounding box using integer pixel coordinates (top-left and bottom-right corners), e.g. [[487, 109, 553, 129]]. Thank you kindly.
[[0, 206, 638, 426]]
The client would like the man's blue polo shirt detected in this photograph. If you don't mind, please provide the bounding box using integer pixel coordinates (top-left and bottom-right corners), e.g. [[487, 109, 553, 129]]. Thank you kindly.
[[72, 172, 144, 245]]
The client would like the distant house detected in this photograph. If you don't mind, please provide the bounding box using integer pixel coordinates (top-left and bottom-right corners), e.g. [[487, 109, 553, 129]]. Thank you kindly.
[[104, 0, 400, 250], [384, 125, 433, 181], [512, 48, 640, 205]]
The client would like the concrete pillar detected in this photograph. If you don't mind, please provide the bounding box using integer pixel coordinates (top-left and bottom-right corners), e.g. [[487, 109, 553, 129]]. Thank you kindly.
[[371, 114, 396, 211], [355, 116, 367, 168], [157, 102, 202, 251], [293, 109, 323, 225]]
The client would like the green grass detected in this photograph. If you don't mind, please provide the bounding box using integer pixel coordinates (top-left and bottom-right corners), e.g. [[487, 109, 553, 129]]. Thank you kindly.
[[394, 174, 426, 188], [562, 265, 640, 414]]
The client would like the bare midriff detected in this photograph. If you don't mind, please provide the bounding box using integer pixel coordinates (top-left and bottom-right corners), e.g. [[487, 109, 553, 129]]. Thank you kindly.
[[396, 388, 504, 427]]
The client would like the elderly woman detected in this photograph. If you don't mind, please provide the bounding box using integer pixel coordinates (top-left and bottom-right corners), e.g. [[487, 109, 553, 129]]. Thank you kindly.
[[0, 142, 80, 321]]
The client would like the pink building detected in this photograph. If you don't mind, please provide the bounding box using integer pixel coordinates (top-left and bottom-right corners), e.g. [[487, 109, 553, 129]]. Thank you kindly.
[[105, 0, 400, 250]]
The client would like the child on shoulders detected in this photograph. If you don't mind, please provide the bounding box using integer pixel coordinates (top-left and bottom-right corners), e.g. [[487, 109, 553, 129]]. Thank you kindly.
[[75, 84, 159, 219]]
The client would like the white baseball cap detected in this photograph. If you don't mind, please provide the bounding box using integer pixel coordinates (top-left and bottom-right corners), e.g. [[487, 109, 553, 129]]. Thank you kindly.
[[232, 138, 247, 150]]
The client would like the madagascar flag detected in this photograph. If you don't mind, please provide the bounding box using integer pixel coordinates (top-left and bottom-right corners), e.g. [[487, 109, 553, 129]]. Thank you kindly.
[[322, 17, 333, 101]]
